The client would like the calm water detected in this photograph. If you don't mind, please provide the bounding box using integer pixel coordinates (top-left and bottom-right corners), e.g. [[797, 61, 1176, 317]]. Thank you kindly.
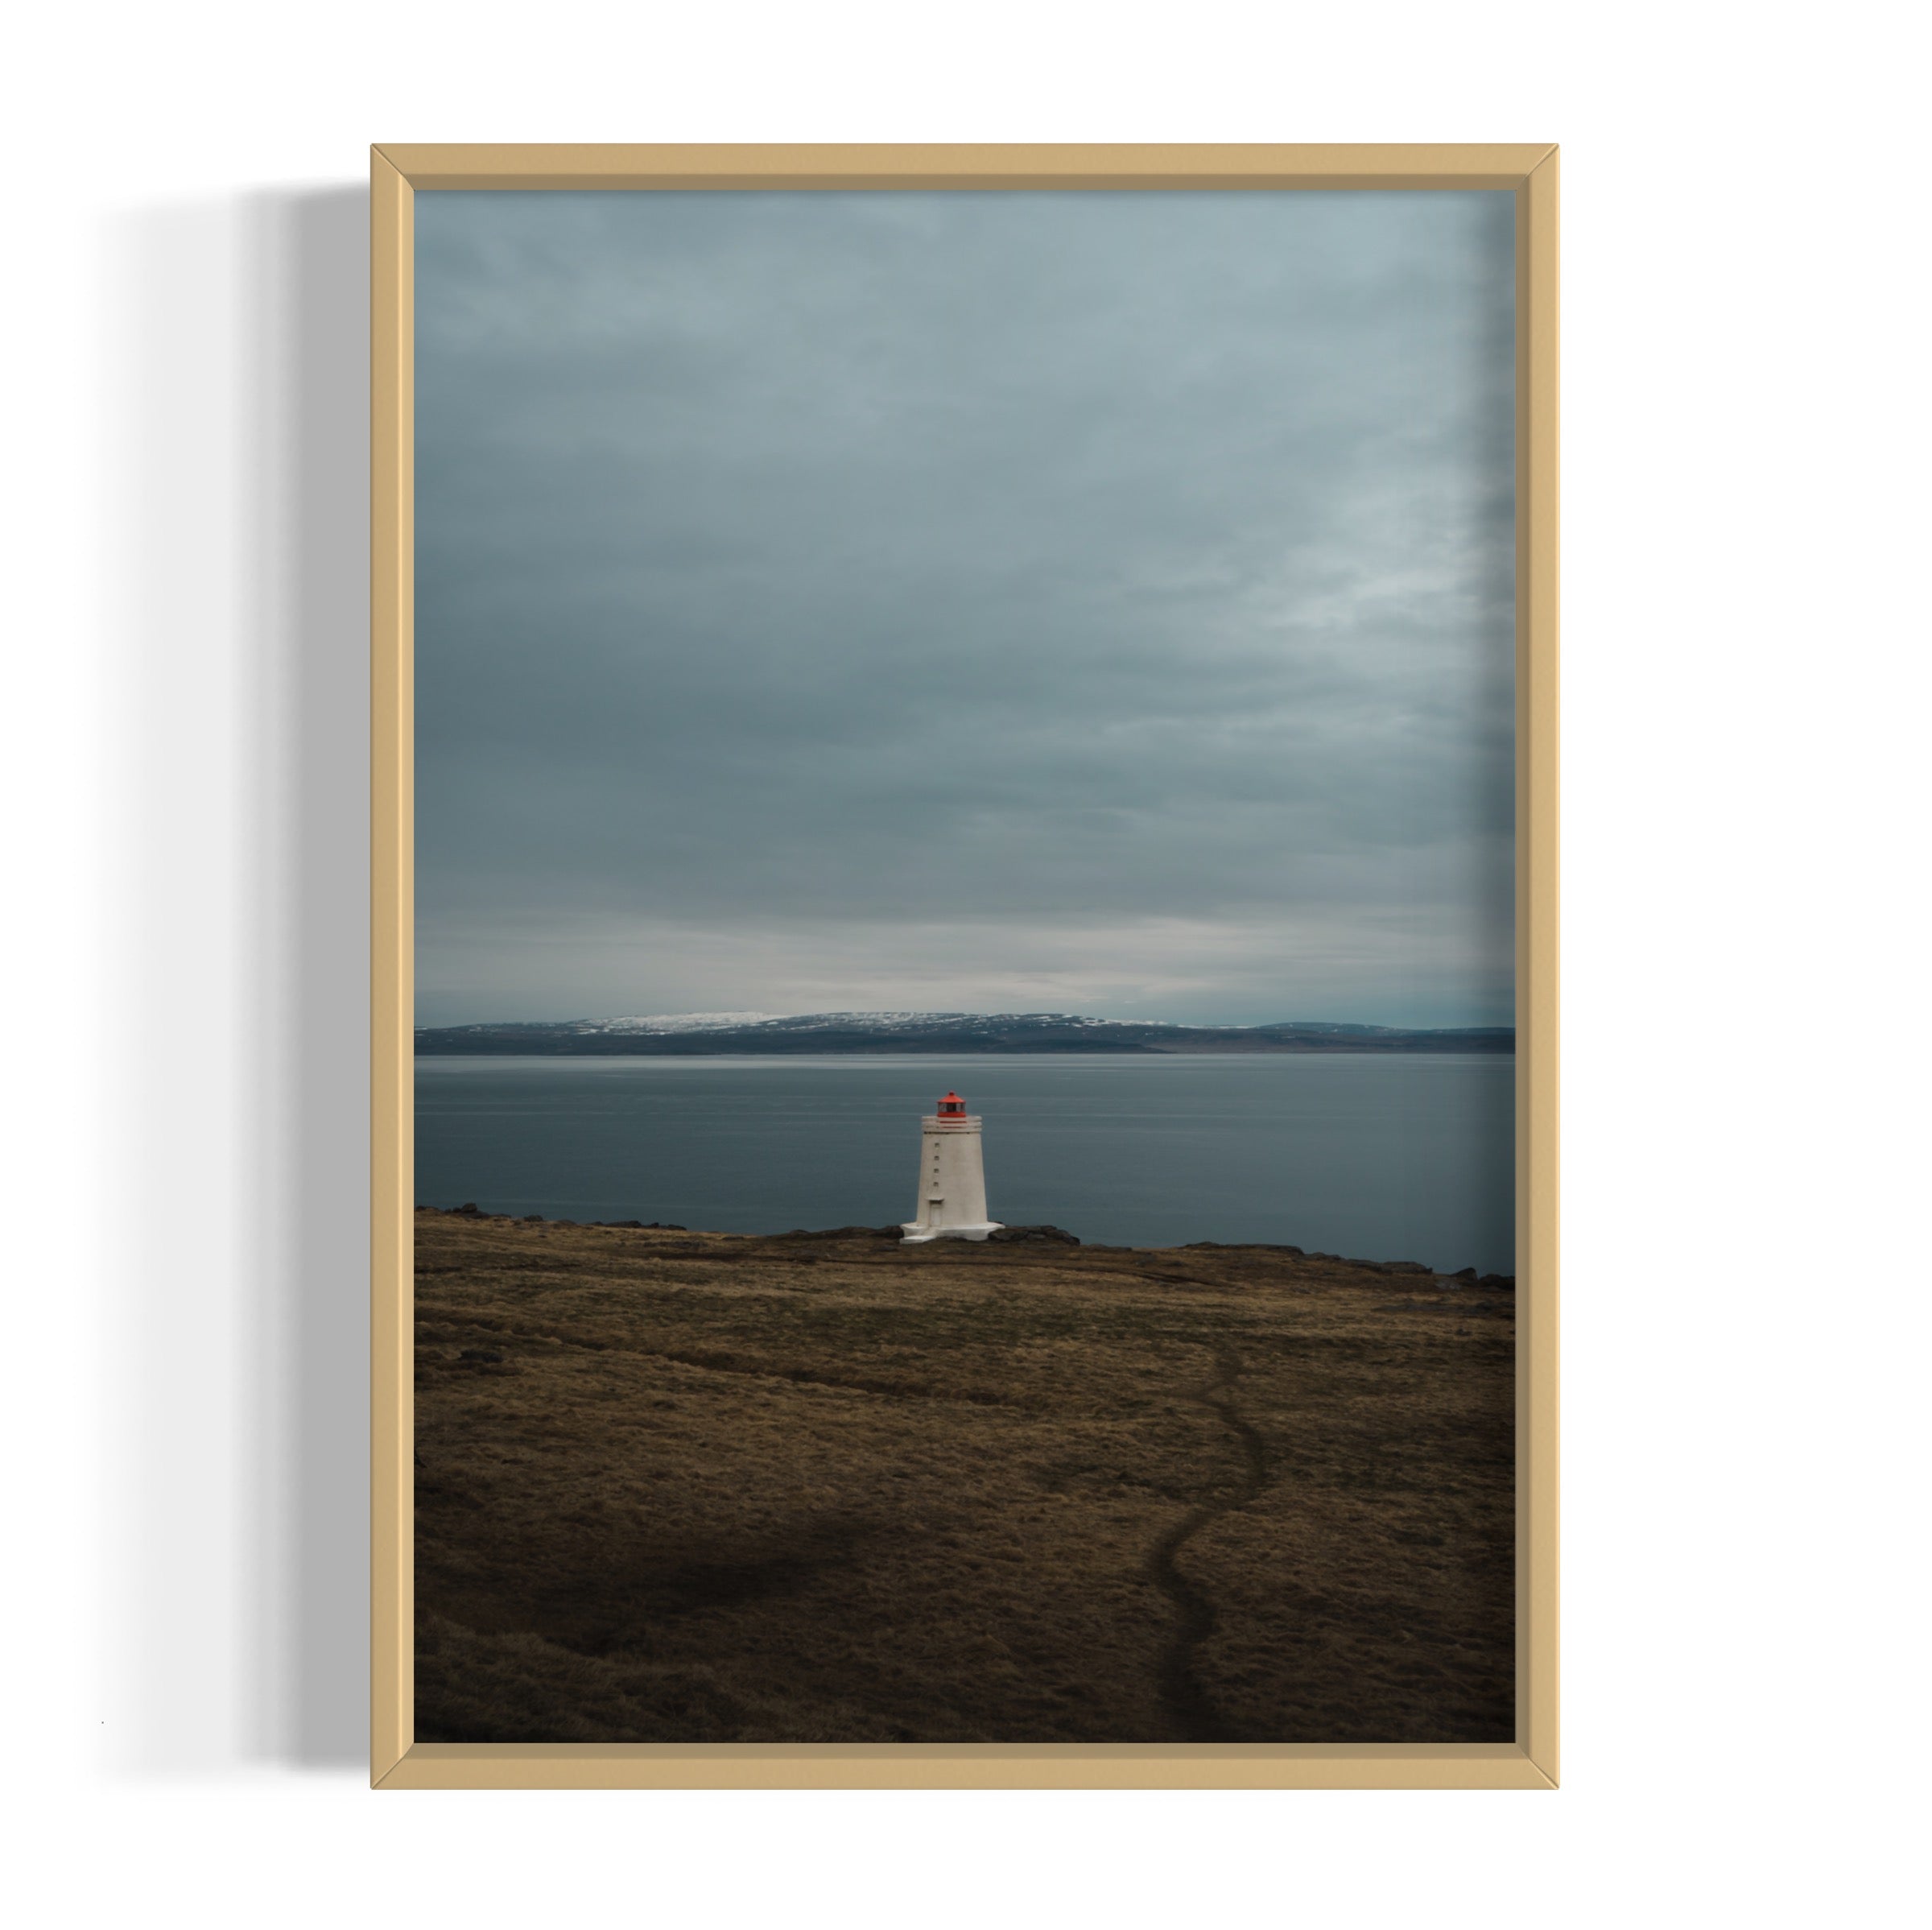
[[415, 1054, 1514, 1275]]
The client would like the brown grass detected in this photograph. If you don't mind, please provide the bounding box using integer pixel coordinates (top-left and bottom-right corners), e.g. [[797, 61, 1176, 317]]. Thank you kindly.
[[414, 1212, 1513, 1744]]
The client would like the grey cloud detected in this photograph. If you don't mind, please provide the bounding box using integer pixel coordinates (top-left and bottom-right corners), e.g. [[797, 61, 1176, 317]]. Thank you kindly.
[[415, 189, 1514, 1027]]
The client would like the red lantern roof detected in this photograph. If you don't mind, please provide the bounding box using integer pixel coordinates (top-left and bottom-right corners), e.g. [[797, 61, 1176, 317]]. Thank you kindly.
[[936, 1091, 967, 1115]]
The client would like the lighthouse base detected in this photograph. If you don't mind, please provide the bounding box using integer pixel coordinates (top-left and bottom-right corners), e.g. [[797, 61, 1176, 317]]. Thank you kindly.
[[899, 1220, 1004, 1245]]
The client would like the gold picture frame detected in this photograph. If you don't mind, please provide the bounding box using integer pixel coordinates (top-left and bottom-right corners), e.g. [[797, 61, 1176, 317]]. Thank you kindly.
[[371, 143, 1558, 1790]]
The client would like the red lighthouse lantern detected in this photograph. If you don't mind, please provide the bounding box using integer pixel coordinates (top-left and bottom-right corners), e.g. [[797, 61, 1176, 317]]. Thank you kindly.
[[936, 1090, 968, 1120]]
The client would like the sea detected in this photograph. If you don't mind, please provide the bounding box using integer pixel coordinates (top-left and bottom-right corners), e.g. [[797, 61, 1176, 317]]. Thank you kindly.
[[414, 1052, 1515, 1276]]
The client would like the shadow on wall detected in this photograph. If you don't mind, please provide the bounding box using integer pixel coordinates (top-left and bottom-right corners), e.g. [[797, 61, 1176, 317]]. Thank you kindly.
[[101, 185, 369, 1772]]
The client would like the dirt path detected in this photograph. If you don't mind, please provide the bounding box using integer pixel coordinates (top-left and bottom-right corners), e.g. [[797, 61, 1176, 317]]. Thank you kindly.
[[1145, 1347, 1271, 1741]]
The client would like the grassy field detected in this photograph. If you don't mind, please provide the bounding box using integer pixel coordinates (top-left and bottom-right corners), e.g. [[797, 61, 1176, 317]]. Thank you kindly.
[[415, 1210, 1514, 1744]]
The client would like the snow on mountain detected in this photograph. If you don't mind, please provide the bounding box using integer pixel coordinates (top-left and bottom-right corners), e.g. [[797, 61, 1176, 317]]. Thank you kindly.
[[584, 1012, 782, 1034], [428, 1010, 1430, 1041], [568, 1010, 1185, 1037], [564, 1012, 1190, 1043]]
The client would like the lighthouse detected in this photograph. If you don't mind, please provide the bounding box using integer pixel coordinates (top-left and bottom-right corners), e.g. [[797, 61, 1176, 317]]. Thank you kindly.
[[899, 1090, 1003, 1244]]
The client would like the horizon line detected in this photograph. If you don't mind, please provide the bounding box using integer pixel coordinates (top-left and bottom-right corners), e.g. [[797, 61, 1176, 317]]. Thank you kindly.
[[415, 1010, 1515, 1032]]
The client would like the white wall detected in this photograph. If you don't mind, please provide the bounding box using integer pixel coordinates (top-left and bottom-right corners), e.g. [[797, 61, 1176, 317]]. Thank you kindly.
[[5, 3, 1923, 1924]]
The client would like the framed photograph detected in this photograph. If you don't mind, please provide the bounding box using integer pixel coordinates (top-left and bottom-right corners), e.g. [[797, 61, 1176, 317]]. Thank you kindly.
[[371, 143, 1558, 1790]]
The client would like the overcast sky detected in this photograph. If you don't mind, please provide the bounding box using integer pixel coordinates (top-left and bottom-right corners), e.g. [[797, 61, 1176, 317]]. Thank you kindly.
[[415, 190, 1514, 1027]]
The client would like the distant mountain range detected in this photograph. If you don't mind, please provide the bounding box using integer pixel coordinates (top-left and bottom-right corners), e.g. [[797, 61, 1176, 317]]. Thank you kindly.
[[414, 1010, 1514, 1056]]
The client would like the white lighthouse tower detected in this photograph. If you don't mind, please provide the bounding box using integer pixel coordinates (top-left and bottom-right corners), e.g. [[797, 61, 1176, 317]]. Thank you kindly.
[[899, 1090, 1003, 1244]]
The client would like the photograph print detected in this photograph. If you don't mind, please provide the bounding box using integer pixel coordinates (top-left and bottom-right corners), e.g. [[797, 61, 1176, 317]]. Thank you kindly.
[[410, 183, 1519, 1746]]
